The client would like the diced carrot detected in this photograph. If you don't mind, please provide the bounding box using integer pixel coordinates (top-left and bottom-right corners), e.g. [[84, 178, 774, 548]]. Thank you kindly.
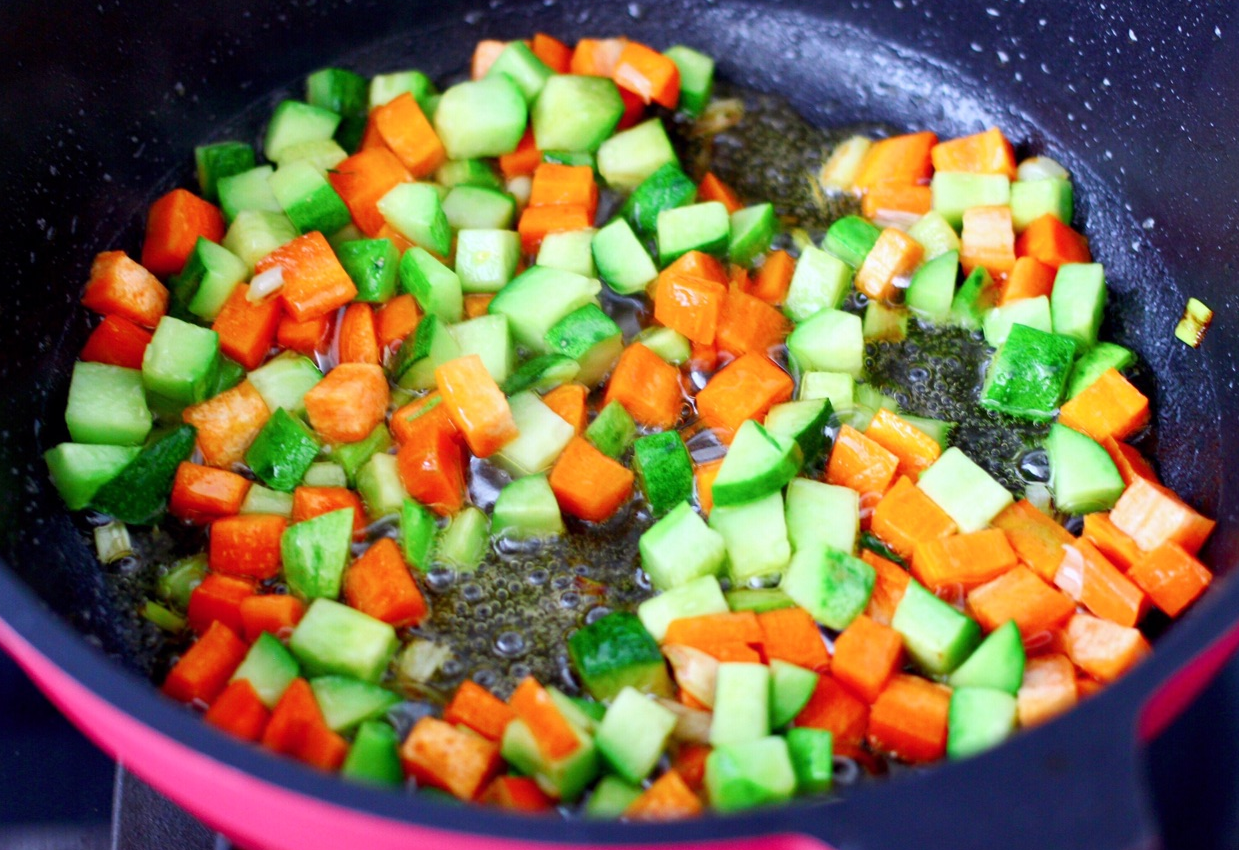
[[79, 314, 154, 369], [1055, 540, 1148, 628], [337, 302, 380, 366], [991, 499, 1074, 583], [204, 678, 271, 742], [358, 115, 387, 152], [695, 352, 794, 439], [793, 676, 870, 750], [960, 205, 1017, 278], [930, 128, 1017, 179], [169, 462, 251, 523], [617, 85, 647, 131], [664, 612, 763, 657], [328, 148, 413, 237], [688, 342, 719, 375], [1017, 654, 1078, 727], [679, 688, 712, 712], [471, 39, 508, 79], [481, 775, 554, 812], [529, 163, 599, 215], [999, 256, 1056, 305], [569, 37, 628, 76], [865, 409, 942, 480], [162, 620, 249, 705], [445, 681, 517, 742], [665, 249, 728, 285], [463, 293, 495, 319], [612, 41, 680, 108], [517, 203, 592, 254], [391, 392, 458, 446], [653, 272, 727, 345], [182, 381, 271, 467], [375, 293, 421, 354], [81, 251, 169, 328], [832, 615, 904, 703], [1077, 675, 1105, 699], [1102, 437, 1160, 487], [854, 227, 924, 302], [749, 250, 795, 305], [604, 343, 684, 430], [239, 594, 306, 643], [1062, 613, 1150, 683], [728, 263, 750, 289], [531, 32, 572, 73], [866, 674, 951, 763], [371, 92, 445, 178], [693, 459, 723, 516], [869, 476, 957, 560], [509, 677, 581, 760], [343, 538, 427, 628], [625, 770, 702, 821], [1109, 476, 1215, 555], [498, 130, 542, 180], [854, 131, 938, 191], [966, 565, 1075, 638], [1058, 368, 1150, 444], [396, 423, 466, 516], [862, 549, 911, 626], [860, 181, 932, 219], [277, 312, 334, 358], [291, 487, 366, 538], [541, 383, 588, 435], [258, 232, 358, 322], [1127, 541, 1213, 617], [548, 436, 634, 523], [141, 189, 226, 278], [187, 573, 258, 635], [671, 743, 711, 793], [435, 354, 519, 458], [824, 425, 900, 511], [262, 678, 349, 771], [757, 606, 831, 671], [1015, 214, 1091, 269], [714, 285, 791, 359], [912, 529, 1018, 591], [303, 362, 390, 444], [1082, 512, 1144, 573], [211, 284, 282, 370], [697, 172, 742, 214]]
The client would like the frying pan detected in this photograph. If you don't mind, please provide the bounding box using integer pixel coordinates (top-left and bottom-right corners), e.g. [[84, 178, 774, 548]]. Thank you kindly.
[[2, 0, 1238, 847]]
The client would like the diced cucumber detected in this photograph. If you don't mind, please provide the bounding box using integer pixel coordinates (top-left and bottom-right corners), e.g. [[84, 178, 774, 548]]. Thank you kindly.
[[264, 100, 341, 162], [65, 362, 152, 446], [544, 304, 622, 387], [622, 163, 697, 235], [1010, 178, 1073, 232], [222, 210, 297, 272], [142, 316, 220, 406], [636, 574, 728, 642], [88, 425, 196, 525], [158, 554, 207, 610], [784, 246, 853, 323], [436, 159, 503, 191], [486, 41, 553, 102], [240, 484, 294, 518], [443, 187, 516, 231], [950, 266, 998, 330], [633, 431, 694, 518], [785, 478, 859, 557], [377, 183, 450, 257], [342, 721, 404, 786], [501, 717, 599, 802], [1050, 263, 1106, 351], [310, 675, 402, 732], [656, 201, 730, 266], [269, 159, 351, 236], [542, 150, 596, 169], [597, 118, 679, 190], [231, 632, 300, 709], [434, 76, 527, 159], [435, 506, 489, 572], [824, 215, 881, 269], [780, 547, 875, 631], [764, 399, 833, 467], [332, 424, 392, 487], [634, 326, 691, 365], [916, 447, 1013, 534], [1044, 423, 1125, 514], [906, 250, 959, 322], [947, 687, 1018, 760], [725, 588, 796, 614], [592, 217, 658, 295], [369, 69, 434, 110], [174, 238, 248, 322], [195, 141, 256, 203], [44, 443, 141, 510], [710, 663, 770, 746], [1066, 341, 1136, 399], [273, 137, 351, 175], [399, 247, 464, 324], [711, 420, 802, 508], [400, 498, 438, 570], [798, 371, 855, 412], [501, 354, 581, 395], [663, 45, 714, 118], [931, 171, 1011, 229], [390, 314, 461, 390], [907, 211, 961, 261], [532, 75, 624, 153], [705, 736, 797, 813], [356, 453, 408, 521], [585, 400, 637, 459], [303, 462, 347, 488], [567, 610, 672, 701], [891, 579, 982, 675], [247, 351, 322, 414], [710, 491, 792, 584], [282, 508, 353, 599], [488, 266, 602, 353], [289, 598, 399, 683], [786, 727, 833, 794], [336, 238, 400, 304], [948, 620, 1026, 694], [787, 308, 864, 378], [246, 408, 321, 493], [305, 67, 367, 151], [450, 313, 514, 384], [729, 203, 777, 267], [217, 166, 283, 224], [769, 660, 820, 729], [982, 296, 1052, 347], [495, 391, 575, 478], [492, 474, 564, 540], [639, 501, 727, 591], [980, 323, 1076, 422], [585, 776, 643, 818], [537, 229, 597, 279], [594, 687, 677, 784]]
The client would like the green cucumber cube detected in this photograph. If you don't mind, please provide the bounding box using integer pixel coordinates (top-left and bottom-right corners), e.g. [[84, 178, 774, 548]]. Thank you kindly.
[[725, 588, 797, 614], [264, 100, 340, 162], [585, 400, 637, 459], [656, 201, 731, 266], [916, 447, 1013, 533], [342, 721, 404, 786], [434, 76, 527, 159], [487, 265, 602, 353], [65, 362, 152, 446], [218, 166, 283, 224], [486, 41, 553, 102], [663, 45, 714, 118], [543, 303, 623, 387], [390, 314, 461, 390], [705, 736, 796, 812], [501, 717, 599, 802], [585, 775, 643, 818], [787, 308, 864, 378], [622, 163, 697, 235], [950, 266, 998, 330], [634, 326, 691, 365], [891, 579, 982, 675], [532, 75, 624, 153], [798, 371, 855, 411], [592, 217, 658, 295], [501, 354, 580, 396], [492, 473, 564, 539], [786, 726, 833, 794], [436, 158, 503, 191], [175, 238, 249, 322], [306, 67, 367, 150], [711, 663, 771, 746], [442, 187, 516, 231], [1044, 423, 1126, 514], [824, 215, 881, 268], [636, 574, 728, 642], [195, 141, 256, 203], [780, 547, 875, 631], [495, 391, 575, 477], [282, 507, 353, 599], [947, 687, 1018, 760], [289, 598, 399, 683], [537, 229, 598, 278], [712, 420, 803, 508], [785, 478, 859, 557], [231, 632, 300, 709], [785, 246, 853, 323], [369, 69, 434, 110], [336, 239, 399, 303], [450, 314, 514, 385], [1010, 178, 1073, 232], [931, 171, 1011, 229], [44, 443, 141, 510], [269, 160, 351, 236], [240, 484, 294, 517], [1051, 263, 1106, 350], [567, 611, 672, 701], [982, 296, 1052, 347], [399, 247, 463, 324], [270, 139, 349, 173], [356, 453, 409, 521], [377, 183, 450, 257], [709, 491, 792, 584], [729, 203, 777, 267], [906, 250, 959, 322], [595, 688, 678, 784], [303, 462, 348, 488], [223, 210, 297, 272], [639, 502, 727, 592], [87, 425, 197, 525], [142, 316, 220, 405], [907, 211, 961, 260], [769, 659, 820, 730], [400, 498, 438, 571], [310, 675, 402, 732], [948, 620, 1026, 694], [246, 408, 321, 493], [1066, 341, 1136, 399], [764, 399, 833, 467], [597, 118, 678, 190], [633, 431, 694, 518], [247, 351, 323, 414], [980, 323, 1076, 422], [435, 506, 489, 572]]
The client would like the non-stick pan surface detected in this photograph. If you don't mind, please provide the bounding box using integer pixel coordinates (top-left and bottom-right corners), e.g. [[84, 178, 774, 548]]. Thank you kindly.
[[2, 1, 1239, 848]]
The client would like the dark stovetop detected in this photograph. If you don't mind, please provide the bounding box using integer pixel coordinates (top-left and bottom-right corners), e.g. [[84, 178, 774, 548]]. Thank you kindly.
[[1, 649, 1237, 850]]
